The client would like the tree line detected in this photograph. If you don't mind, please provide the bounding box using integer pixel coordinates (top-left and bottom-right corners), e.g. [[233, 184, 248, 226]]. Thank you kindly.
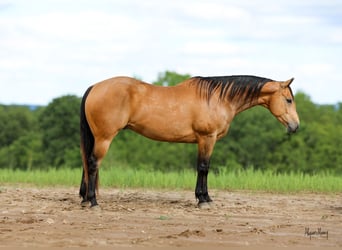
[[1, 71, 341, 174]]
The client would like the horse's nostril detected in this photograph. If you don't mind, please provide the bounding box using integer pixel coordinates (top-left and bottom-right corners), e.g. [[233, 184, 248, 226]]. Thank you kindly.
[[287, 123, 299, 134]]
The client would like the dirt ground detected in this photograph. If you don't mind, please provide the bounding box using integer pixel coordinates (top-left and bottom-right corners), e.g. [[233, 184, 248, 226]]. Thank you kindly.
[[0, 186, 341, 248]]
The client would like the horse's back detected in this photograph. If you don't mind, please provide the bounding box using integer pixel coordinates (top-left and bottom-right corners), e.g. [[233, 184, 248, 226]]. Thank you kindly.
[[90, 76, 146, 95], [87, 76, 150, 104]]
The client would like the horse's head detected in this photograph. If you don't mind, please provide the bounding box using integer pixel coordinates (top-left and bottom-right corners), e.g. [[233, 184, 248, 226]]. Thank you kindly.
[[262, 78, 300, 133]]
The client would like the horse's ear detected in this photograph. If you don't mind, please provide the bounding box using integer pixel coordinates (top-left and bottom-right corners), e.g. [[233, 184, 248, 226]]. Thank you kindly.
[[281, 78, 294, 88]]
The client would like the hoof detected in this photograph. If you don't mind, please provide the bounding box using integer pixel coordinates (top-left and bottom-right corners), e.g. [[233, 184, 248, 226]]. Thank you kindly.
[[198, 201, 212, 209], [81, 200, 89, 207], [90, 204, 101, 211]]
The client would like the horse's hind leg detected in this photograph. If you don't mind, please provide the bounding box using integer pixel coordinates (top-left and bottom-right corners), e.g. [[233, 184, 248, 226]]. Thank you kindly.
[[87, 153, 99, 207], [79, 155, 99, 207], [87, 138, 112, 207], [79, 170, 87, 205]]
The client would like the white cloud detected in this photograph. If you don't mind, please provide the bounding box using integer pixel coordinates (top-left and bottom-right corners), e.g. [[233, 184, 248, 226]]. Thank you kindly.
[[0, 0, 341, 105], [296, 63, 335, 75], [181, 41, 240, 55], [179, 2, 250, 21], [266, 15, 320, 25], [330, 28, 342, 43]]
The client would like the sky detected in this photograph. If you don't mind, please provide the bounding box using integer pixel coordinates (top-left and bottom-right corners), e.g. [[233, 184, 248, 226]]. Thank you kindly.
[[0, 0, 341, 105]]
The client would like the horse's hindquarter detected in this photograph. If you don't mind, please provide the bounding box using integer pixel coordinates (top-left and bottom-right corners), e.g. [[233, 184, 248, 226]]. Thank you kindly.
[[85, 77, 136, 139]]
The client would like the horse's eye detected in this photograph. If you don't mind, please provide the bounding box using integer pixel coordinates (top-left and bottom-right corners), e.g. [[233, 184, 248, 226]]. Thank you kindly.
[[286, 98, 293, 104]]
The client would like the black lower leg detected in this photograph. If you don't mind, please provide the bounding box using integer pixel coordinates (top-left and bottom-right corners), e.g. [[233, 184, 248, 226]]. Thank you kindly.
[[87, 154, 98, 207], [195, 171, 205, 203], [202, 171, 212, 202], [79, 170, 87, 202], [88, 173, 98, 207], [195, 157, 212, 204]]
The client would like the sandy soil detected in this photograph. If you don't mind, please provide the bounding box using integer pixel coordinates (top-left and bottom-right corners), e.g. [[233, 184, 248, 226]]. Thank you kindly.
[[0, 186, 341, 248]]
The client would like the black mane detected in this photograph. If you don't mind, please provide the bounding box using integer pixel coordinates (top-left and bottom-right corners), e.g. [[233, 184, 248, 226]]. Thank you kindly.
[[192, 75, 274, 103]]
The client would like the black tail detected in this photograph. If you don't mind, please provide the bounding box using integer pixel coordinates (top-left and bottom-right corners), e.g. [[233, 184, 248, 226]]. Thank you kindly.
[[79, 86, 95, 198]]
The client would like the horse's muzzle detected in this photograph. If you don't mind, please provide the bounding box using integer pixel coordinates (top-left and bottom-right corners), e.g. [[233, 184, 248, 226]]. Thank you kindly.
[[287, 123, 299, 134]]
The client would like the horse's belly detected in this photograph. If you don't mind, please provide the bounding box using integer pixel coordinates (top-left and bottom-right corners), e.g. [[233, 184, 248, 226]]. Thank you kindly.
[[127, 121, 197, 143]]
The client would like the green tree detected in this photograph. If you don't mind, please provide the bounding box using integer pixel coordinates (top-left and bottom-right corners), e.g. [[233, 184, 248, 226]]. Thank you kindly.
[[0, 132, 43, 169], [153, 71, 191, 86], [103, 129, 197, 172], [0, 105, 43, 169], [0, 105, 36, 146], [214, 106, 284, 172], [39, 95, 82, 168]]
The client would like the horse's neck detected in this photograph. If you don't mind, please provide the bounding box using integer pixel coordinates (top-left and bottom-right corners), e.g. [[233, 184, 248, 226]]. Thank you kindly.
[[232, 95, 268, 115]]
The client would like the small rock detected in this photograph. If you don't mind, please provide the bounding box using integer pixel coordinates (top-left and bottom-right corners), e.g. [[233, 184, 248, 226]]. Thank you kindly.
[[46, 218, 54, 224]]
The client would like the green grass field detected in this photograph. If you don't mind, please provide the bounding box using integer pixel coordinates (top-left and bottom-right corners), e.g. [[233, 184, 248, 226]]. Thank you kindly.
[[0, 167, 341, 193]]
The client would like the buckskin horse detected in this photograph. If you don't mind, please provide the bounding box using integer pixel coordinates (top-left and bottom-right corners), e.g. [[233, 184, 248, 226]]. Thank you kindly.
[[79, 75, 299, 208]]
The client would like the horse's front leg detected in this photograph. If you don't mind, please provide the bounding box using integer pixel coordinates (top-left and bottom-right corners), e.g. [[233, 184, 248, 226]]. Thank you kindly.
[[195, 135, 216, 207], [195, 157, 212, 205]]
